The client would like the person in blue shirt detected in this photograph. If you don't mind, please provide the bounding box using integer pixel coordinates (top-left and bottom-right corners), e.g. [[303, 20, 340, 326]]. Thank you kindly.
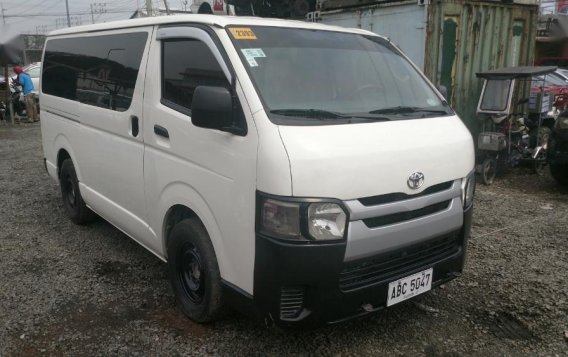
[[14, 66, 38, 122]]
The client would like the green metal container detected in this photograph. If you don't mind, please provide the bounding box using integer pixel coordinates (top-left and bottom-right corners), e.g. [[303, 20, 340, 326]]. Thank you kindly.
[[424, 1, 538, 136]]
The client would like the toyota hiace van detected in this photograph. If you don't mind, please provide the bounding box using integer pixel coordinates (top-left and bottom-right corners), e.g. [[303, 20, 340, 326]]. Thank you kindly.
[[41, 15, 475, 327]]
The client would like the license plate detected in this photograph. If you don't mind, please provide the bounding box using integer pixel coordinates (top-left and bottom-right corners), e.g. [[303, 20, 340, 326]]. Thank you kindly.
[[387, 268, 433, 307]]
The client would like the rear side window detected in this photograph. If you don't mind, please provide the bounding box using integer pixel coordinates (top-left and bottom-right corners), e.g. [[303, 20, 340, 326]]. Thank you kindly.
[[42, 32, 148, 112], [162, 39, 228, 112]]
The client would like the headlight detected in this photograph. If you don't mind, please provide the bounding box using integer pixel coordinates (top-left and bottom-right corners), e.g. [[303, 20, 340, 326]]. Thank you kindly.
[[307, 203, 347, 241], [260, 199, 302, 240], [258, 195, 347, 241], [461, 171, 475, 208]]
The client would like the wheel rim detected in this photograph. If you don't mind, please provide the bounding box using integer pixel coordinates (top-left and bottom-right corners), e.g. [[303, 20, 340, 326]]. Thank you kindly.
[[178, 243, 205, 304], [62, 173, 77, 209]]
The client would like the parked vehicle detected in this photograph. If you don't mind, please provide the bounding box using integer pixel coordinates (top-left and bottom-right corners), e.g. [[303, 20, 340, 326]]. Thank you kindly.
[[1, 78, 27, 120], [10, 80, 26, 117], [549, 110, 568, 185], [22, 62, 41, 95], [41, 15, 475, 328], [476, 67, 557, 185], [531, 72, 568, 113]]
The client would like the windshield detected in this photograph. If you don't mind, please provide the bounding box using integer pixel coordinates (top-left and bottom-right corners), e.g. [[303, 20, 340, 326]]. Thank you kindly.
[[228, 26, 452, 124], [480, 79, 512, 112]]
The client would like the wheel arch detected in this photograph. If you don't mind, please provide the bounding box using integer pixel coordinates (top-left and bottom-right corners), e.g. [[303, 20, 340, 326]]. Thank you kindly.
[[53, 134, 83, 182], [158, 182, 227, 277]]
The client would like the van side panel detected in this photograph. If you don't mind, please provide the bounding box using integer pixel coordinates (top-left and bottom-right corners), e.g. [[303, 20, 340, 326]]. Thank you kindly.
[[41, 28, 159, 254], [143, 28, 259, 294], [74, 29, 153, 245]]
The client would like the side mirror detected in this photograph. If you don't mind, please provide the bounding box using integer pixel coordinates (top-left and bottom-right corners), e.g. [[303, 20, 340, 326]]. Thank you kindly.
[[191, 86, 244, 135], [437, 85, 448, 101]]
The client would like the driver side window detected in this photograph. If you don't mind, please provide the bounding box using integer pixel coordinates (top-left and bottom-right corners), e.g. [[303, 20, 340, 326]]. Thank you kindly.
[[161, 39, 229, 113]]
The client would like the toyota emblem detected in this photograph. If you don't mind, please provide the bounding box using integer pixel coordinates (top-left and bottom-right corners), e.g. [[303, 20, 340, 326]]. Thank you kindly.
[[407, 172, 425, 189]]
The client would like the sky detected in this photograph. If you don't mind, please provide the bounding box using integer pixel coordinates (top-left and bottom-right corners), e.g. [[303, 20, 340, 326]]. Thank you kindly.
[[0, 0, 563, 37], [0, 0, 190, 36]]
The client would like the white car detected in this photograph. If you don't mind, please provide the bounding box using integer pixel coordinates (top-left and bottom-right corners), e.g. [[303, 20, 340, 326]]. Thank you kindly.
[[23, 62, 41, 94]]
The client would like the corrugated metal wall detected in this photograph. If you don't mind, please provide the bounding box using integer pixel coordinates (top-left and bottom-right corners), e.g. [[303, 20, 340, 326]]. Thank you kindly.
[[318, 2, 427, 68], [424, 1, 538, 135]]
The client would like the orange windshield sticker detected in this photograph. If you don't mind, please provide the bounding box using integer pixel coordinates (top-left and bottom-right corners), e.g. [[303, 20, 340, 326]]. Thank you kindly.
[[229, 27, 257, 40]]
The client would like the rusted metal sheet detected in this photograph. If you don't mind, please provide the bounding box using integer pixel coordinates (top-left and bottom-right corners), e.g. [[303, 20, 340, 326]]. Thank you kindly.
[[424, 0, 538, 134]]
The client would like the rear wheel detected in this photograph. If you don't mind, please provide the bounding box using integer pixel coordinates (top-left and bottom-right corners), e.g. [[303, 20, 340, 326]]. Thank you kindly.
[[481, 157, 497, 185], [550, 163, 568, 186], [59, 159, 95, 225], [167, 218, 226, 323]]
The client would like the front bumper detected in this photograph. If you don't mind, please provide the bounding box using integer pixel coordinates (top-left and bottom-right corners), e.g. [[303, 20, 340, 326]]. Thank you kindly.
[[251, 205, 473, 328]]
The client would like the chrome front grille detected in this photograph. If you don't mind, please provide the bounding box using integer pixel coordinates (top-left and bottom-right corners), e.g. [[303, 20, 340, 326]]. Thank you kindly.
[[343, 179, 463, 262], [358, 180, 454, 206], [362, 200, 451, 228]]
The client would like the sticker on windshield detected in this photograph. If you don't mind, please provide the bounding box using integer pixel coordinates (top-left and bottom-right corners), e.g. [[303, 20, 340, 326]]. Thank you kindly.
[[246, 57, 258, 67], [241, 48, 266, 58], [229, 27, 257, 40], [241, 48, 265, 67]]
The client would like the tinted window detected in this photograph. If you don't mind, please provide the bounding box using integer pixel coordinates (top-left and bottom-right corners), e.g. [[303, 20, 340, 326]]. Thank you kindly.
[[162, 39, 228, 111], [42, 32, 148, 112]]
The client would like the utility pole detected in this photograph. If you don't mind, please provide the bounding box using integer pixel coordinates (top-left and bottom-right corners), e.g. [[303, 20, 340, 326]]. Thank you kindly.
[[1, 2, 6, 25], [146, 0, 153, 16], [163, 0, 171, 15], [65, 0, 71, 27], [90, 4, 95, 24]]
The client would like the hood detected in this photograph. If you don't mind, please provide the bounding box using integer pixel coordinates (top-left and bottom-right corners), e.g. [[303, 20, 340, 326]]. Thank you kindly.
[[278, 116, 474, 200]]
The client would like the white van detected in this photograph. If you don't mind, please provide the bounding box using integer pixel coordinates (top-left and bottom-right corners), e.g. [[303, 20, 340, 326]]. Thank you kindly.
[[41, 15, 475, 328]]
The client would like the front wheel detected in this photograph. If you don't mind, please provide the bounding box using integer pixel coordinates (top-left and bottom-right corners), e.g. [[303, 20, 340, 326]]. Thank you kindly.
[[167, 218, 226, 323], [481, 157, 497, 185], [550, 163, 568, 186]]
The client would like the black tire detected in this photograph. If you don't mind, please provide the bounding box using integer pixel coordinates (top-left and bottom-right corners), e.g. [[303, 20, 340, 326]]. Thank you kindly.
[[59, 159, 95, 225], [167, 218, 226, 323], [550, 163, 568, 186], [481, 157, 497, 185]]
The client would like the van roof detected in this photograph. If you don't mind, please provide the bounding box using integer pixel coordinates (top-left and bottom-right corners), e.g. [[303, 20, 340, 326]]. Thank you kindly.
[[48, 14, 379, 38]]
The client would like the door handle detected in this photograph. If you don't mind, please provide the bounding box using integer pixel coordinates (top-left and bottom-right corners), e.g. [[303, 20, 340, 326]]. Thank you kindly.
[[154, 124, 169, 138], [131, 115, 139, 137]]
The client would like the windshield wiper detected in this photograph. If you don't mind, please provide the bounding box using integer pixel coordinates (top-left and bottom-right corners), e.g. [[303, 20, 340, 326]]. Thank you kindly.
[[270, 109, 349, 119], [270, 109, 391, 122], [369, 106, 449, 115]]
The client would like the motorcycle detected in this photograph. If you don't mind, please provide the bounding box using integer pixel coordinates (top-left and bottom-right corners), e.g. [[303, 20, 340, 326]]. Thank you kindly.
[[2, 78, 27, 121], [11, 79, 26, 116], [475, 66, 557, 185]]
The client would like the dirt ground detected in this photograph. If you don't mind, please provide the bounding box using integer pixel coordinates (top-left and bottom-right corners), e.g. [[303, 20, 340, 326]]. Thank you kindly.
[[1, 123, 567, 356]]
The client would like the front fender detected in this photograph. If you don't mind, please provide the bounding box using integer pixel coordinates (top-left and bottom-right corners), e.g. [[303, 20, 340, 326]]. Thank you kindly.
[[156, 181, 228, 278]]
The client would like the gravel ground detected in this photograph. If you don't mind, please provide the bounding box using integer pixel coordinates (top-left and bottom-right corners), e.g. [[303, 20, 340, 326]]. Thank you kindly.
[[1, 123, 567, 356]]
